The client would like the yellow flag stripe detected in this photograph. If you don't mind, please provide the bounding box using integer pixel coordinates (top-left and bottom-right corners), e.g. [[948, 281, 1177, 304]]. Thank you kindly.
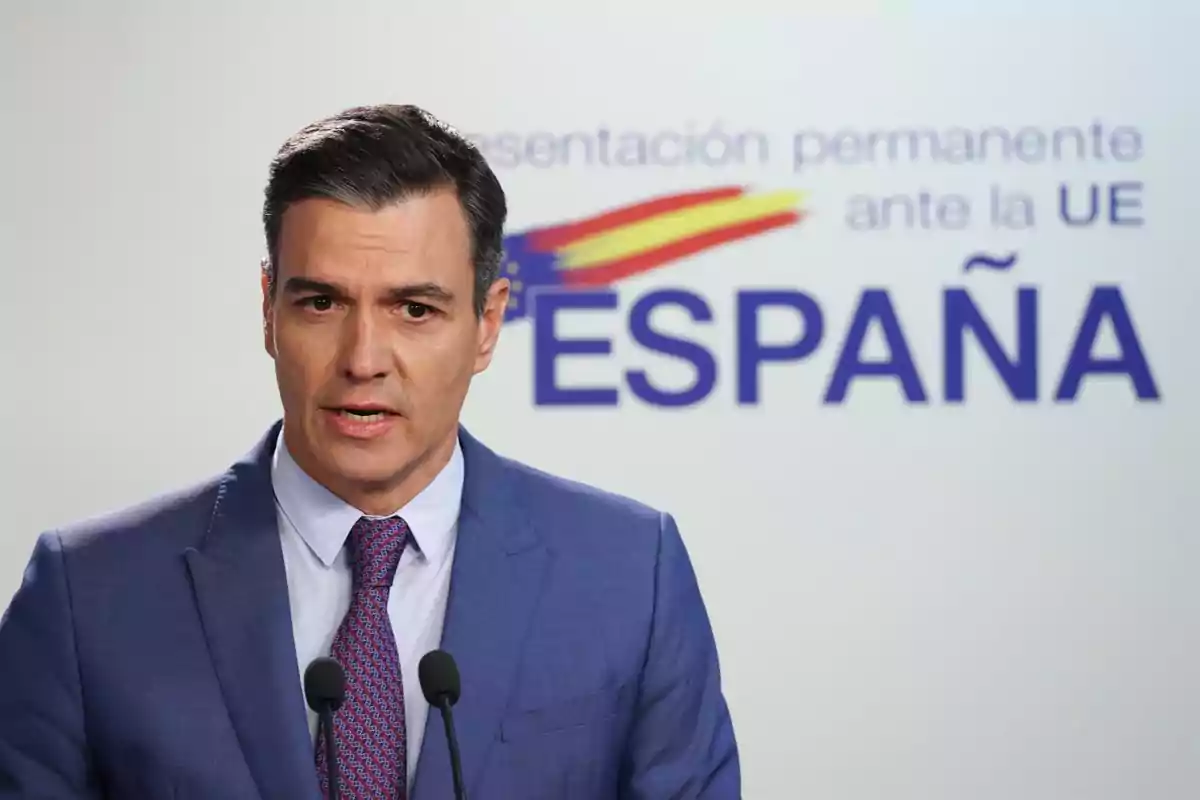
[[559, 190, 804, 270]]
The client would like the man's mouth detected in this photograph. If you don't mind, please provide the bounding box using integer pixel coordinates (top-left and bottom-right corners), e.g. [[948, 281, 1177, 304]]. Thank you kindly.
[[322, 405, 401, 439], [329, 406, 398, 421]]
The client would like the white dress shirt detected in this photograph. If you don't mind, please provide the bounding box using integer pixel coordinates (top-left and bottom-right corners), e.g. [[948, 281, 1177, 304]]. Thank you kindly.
[[270, 430, 463, 792]]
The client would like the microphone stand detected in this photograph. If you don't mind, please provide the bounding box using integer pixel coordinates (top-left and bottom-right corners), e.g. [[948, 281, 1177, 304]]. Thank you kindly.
[[320, 705, 339, 800], [437, 696, 467, 800]]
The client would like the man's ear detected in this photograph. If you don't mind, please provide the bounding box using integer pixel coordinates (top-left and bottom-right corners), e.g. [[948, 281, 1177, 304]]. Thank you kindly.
[[473, 277, 510, 374], [261, 257, 277, 359]]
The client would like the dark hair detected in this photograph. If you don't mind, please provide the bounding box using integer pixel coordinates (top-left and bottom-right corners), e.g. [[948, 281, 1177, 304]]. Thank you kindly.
[[262, 104, 506, 315]]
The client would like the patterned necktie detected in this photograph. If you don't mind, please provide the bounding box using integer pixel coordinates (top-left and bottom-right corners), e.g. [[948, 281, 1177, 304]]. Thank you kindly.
[[315, 515, 410, 799]]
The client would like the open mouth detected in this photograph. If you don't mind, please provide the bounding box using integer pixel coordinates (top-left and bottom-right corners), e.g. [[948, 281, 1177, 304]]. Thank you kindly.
[[331, 407, 396, 421]]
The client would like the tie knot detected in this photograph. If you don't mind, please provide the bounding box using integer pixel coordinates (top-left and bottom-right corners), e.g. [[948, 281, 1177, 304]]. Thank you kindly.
[[347, 516, 409, 589]]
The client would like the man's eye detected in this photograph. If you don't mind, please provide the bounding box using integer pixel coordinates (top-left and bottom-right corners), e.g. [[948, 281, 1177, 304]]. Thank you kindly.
[[405, 302, 432, 318], [299, 296, 334, 311]]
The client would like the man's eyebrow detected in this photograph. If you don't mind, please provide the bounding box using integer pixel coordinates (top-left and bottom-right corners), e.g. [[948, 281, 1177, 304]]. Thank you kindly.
[[281, 279, 455, 304], [282, 277, 346, 296], [383, 282, 456, 303]]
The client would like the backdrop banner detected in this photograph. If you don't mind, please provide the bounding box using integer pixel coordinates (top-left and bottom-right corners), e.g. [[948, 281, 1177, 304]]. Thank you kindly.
[[1, 8, 1194, 799]]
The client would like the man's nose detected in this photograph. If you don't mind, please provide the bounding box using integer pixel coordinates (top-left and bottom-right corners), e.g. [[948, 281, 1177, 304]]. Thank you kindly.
[[339, 309, 391, 380]]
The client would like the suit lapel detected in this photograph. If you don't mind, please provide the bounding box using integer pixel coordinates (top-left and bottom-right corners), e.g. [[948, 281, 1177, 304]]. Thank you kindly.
[[185, 422, 320, 800], [412, 428, 552, 799]]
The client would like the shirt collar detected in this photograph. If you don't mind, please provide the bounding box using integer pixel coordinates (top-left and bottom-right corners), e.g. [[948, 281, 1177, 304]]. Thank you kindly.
[[270, 428, 464, 568]]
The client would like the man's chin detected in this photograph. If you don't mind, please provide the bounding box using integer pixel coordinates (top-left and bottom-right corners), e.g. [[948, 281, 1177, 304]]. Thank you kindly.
[[317, 459, 414, 510], [323, 451, 411, 484]]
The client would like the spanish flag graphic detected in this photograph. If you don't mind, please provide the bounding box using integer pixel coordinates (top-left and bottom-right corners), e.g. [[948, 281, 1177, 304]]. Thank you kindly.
[[501, 186, 806, 322]]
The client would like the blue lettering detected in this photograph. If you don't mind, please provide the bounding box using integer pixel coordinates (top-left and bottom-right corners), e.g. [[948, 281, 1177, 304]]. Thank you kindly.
[[525, 285, 1159, 407], [825, 289, 927, 403], [1055, 286, 1160, 401], [1058, 182, 1145, 227], [532, 291, 619, 406], [1108, 181, 1144, 226], [736, 291, 824, 404], [1058, 183, 1100, 226], [944, 287, 1038, 402], [469, 127, 769, 168], [626, 290, 717, 407]]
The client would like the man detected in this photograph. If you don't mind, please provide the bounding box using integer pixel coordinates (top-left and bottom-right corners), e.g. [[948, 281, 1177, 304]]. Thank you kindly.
[[0, 104, 739, 799]]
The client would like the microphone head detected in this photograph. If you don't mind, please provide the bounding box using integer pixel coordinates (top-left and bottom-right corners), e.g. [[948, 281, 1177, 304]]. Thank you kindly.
[[304, 656, 346, 713], [418, 649, 461, 707]]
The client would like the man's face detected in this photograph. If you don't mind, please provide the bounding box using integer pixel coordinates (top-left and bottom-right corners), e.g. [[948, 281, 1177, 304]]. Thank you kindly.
[[263, 190, 508, 513]]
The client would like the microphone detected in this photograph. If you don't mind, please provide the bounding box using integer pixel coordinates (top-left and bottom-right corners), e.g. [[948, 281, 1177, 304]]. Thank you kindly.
[[419, 649, 466, 800], [304, 656, 346, 800]]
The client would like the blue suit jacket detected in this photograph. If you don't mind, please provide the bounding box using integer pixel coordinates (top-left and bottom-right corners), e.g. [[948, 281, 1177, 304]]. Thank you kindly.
[[0, 423, 739, 798]]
